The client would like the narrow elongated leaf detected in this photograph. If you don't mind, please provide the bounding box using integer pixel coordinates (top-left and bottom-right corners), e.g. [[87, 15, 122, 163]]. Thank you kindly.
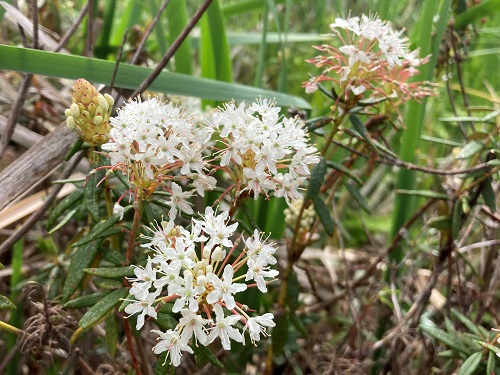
[[84, 266, 135, 279], [345, 183, 372, 214], [79, 287, 129, 329], [105, 313, 118, 358], [326, 160, 362, 186], [47, 188, 84, 230], [0, 45, 310, 109], [480, 178, 496, 213], [154, 313, 178, 331], [64, 292, 110, 309], [486, 351, 496, 375], [167, 0, 192, 75], [306, 158, 326, 200], [154, 352, 177, 375], [272, 312, 289, 356], [48, 207, 80, 235], [349, 115, 378, 155], [457, 352, 482, 375], [84, 164, 106, 222], [313, 195, 334, 236], [395, 190, 449, 200], [71, 207, 132, 247], [419, 321, 469, 354], [0, 294, 16, 310], [455, 0, 500, 29], [456, 141, 484, 159], [451, 309, 488, 338], [63, 240, 100, 301], [192, 343, 224, 369]]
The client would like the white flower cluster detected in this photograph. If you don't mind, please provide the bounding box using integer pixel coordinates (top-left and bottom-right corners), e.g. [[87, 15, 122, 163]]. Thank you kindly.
[[124, 207, 278, 367], [101, 96, 214, 186], [210, 99, 319, 204], [304, 14, 432, 105], [329, 14, 422, 69]]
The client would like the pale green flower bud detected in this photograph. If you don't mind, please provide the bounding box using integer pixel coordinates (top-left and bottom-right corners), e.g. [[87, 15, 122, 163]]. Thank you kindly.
[[104, 93, 114, 107], [97, 94, 109, 111], [93, 116, 103, 126], [70, 103, 80, 118], [66, 116, 76, 129]]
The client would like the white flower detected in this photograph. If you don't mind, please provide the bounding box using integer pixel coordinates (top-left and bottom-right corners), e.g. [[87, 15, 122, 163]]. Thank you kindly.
[[178, 309, 210, 345], [128, 259, 157, 299], [169, 272, 205, 313], [206, 265, 247, 310], [163, 237, 196, 270], [207, 304, 243, 350], [244, 313, 275, 344], [152, 329, 193, 367], [245, 258, 279, 293], [166, 182, 194, 220], [113, 202, 125, 220], [124, 290, 159, 330]]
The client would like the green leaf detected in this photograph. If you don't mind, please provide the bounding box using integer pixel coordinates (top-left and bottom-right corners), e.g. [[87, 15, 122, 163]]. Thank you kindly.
[[457, 352, 482, 375], [313, 195, 334, 236], [480, 178, 496, 213], [84, 164, 106, 221], [451, 309, 488, 338], [0, 45, 310, 109], [395, 190, 449, 200], [419, 321, 469, 354], [478, 340, 500, 355], [272, 312, 289, 356], [71, 207, 132, 247], [427, 216, 452, 231], [153, 352, 177, 375], [192, 343, 224, 369], [455, 0, 500, 29], [48, 207, 79, 235], [306, 158, 326, 200], [79, 287, 129, 330], [47, 188, 84, 231], [0, 294, 16, 310], [486, 350, 496, 375], [452, 200, 463, 239], [349, 114, 379, 155], [456, 141, 484, 159], [105, 313, 118, 358], [305, 116, 332, 132], [154, 313, 178, 331], [64, 292, 110, 309], [65, 139, 86, 161], [84, 266, 135, 279], [167, 0, 192, 75], [63, 240, 100, 302], [345, 183, 372, 214], [325, 160, 362, 186]]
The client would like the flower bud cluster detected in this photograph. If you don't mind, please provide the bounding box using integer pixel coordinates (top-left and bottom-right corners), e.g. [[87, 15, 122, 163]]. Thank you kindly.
[[65, 79, 114, 146], [284, 199, 315, 233], [124, 207, 278, 367], [303, 14, 433, 110], [209, 99, 319, 203]]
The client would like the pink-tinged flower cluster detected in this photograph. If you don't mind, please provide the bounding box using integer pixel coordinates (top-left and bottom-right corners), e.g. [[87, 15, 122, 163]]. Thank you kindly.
[[303, 14, 433, 110], [124, 207, 278, 367], [209, 99, 319, 204]]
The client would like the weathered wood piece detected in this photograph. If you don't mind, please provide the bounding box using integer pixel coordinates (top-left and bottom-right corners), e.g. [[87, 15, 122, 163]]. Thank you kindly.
[[0, 123, 76, 212]]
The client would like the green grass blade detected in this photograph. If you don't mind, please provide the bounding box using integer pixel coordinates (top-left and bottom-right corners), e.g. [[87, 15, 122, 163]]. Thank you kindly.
[[109, 0, 143, 47], [200, 0, 232, 107], [0, 45, 310, 108], [149, 0, 168, 56], [254, 0, 269, 88], [95, 0, 117, 59], [166, 0, 193, 75]]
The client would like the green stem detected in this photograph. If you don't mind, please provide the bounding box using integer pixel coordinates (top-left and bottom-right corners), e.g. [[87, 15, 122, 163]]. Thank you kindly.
[[0, 320, 22, 335]]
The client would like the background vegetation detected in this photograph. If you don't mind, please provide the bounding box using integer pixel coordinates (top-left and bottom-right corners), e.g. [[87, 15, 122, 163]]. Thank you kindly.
[[0, 0, 499, 374]]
